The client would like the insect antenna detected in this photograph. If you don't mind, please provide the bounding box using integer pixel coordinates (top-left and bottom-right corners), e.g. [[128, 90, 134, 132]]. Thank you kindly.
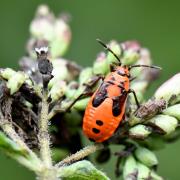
[[96, 38, 122, 65], [129, 64, 161, 70]]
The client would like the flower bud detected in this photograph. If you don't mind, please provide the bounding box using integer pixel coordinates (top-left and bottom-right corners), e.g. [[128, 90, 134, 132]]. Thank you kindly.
[[148, 115, 178, 135], [36, 4, 50, 16], [163, 104, 180, 120], [65, 81, 79, 99], [50, 18, 71, 58], [122, 50, 140, 65], [135, 146, 158, 167], [150, 171, 163, 180], [30, 16, 54, 41], [107, 40, 122, 65], [121, 41, 141, 65], [123, 155, 138, 180], [7, 72, 26, 95], [79, 67, 93, 85], [73, 97, 90, 111], [49, 81, 66, 102], [130, 81, 148, 103], [50, 59, 70, 84], [93, 52, 109, 75], [129, 125, 152, 139], [128, 115, 142, 126], [154, 73, 180, 105], [0, 68, 16, 80], [137, 162, 151, 179]]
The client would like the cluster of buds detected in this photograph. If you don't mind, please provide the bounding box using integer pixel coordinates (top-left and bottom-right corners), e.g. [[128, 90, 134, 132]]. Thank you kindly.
[[0, 4, 180, 180]]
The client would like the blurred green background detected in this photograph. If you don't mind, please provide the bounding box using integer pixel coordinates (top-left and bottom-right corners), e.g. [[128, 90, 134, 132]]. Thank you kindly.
[[0, 0, 180, 179]]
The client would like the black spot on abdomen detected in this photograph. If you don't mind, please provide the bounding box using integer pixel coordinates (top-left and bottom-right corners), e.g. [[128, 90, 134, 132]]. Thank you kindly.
[[92, 128, 100, 134], [96, 120, 104, 126]]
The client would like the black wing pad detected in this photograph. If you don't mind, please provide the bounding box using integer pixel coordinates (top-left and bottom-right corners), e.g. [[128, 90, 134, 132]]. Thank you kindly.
[[112, 93, 127, 117], [92, 83, 108, 107]]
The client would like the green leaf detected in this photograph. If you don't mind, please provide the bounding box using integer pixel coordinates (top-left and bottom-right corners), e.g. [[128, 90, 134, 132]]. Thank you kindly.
[[58, 160, 110, 180], [0, 131, 27, 157]]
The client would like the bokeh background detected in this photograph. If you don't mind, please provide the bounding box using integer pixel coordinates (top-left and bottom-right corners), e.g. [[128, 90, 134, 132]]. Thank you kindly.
[[0, 0, 180, 179]]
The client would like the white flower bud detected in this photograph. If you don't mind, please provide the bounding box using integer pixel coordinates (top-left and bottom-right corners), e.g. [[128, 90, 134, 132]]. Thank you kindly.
[[49, 81, 66, 102], [0, 68, 16, 80], [129, 125, 151, 139], [122, 49, 140, 65], [73, 97, 90, 111], [7, 72, 26, 95], [163, 104, 180, 120], [79, 68, 93, 85], [148, 115, 178, 135], [150, 171, 164, 180], [123, 155, 138, 180], [107, 40, 122, 65], [137, 162, 151, 179], [50, 19, 71, 58], [135, 147, 158, 167], [155, 73, 180, 105]]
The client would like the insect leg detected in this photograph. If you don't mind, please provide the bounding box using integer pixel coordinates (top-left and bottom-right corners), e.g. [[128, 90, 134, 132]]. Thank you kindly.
[[129, 76, 137, 82], [67, 75, 104, 111], [128, 89, 140, 108]]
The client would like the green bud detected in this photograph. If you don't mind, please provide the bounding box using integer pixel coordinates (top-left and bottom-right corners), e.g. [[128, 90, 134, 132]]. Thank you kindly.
[[73, 97, 90, 111], [150, 171, 164, 180], [36, 4, 50, 16], [129, 125, 151, 139], [123, 155, 138, 180], [0, 68, 16, 80], [128, 115, 142, 126], [79, 67, 93, 85], [137, 162, 151, 179], [148, 115, 178, 135], [7, 72, 26, 95], [130, 81, 148, 103], [135, 147, 158, 167], [50, 19, 71, 58], [65, 81, 79, 99], [30, 17, 54, 41], [107, 40, 122, 65], [154, 73, 180, 105], [93, 53, 109, 75], [163, 104, 180, 120], [122, 49, 140, 65], [49, 81, 66, 102], [50, 59, 71, 83]]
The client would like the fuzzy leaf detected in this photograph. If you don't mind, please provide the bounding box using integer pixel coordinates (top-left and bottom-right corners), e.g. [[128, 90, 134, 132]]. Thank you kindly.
[[58, 160, 110, 180], [0, 131, 27, 157]]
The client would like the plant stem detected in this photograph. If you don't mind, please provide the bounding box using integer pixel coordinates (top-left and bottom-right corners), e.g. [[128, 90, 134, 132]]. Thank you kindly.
[[38, 92, 52, 168], [56, 143, 104, 167], [0, 118, 42, 172]]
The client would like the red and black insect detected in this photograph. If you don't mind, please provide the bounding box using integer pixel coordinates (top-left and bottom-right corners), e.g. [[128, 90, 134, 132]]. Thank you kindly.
[[83, 39, 160, 143]]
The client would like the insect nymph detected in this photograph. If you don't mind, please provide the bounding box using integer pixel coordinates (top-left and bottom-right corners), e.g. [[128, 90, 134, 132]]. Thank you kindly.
[[83, 39, 160, 142]]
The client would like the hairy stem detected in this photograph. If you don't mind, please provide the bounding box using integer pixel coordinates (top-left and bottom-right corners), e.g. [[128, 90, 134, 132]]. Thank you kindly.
[[38, 92, 52, 168], [56, 143, 104, 167], [0, 118, 42, 172]]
